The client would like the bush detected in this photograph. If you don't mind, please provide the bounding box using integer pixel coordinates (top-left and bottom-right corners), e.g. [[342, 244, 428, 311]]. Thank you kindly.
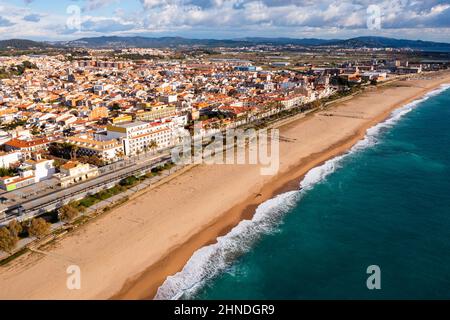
[[119, 176, 138, 187], [0, 227, 18, 254], [8, 220, 23, 237], [151, 166, 165, 174], [58, 205, 79, 222], [145, 172, 156, 179], [28, 218, 51, 238], [78, 198, 96, 208]]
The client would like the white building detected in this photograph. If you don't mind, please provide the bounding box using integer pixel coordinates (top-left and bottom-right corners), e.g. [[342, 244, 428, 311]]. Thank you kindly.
[[0, 154, 55, 191], [58, 161, 99, 188], [0, 171, 35, 191], [65, 135, 124, 163], [22, 156, 55, 182], [160, 94, 178, 104], [105, 121, 176, 156], [0, 151, 22, 169], [278, 94, 305, 109], [0, 130, 11, 145]]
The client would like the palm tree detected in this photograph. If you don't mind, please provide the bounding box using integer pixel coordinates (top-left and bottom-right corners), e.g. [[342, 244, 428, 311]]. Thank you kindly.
[[66, 144, 78, 160], [115, 150, 124, 160], [149, 140, 158, 153]]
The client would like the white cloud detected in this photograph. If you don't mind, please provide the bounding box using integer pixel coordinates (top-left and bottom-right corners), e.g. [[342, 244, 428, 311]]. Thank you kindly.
[[0, 0, 450, 41], [0, 16, 14, 27], [140, 0, 180, 9], [82, 0, 119, 12]]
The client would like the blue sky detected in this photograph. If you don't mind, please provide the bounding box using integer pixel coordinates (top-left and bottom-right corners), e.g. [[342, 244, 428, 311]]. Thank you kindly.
[[0, 0, 450, 42]]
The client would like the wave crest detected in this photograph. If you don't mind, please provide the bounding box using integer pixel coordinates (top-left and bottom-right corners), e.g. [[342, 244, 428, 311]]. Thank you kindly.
[[154, 190, 300, 300]]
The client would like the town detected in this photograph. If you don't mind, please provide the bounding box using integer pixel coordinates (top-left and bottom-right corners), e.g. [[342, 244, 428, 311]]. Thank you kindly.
[[0, 43, 449, 257]]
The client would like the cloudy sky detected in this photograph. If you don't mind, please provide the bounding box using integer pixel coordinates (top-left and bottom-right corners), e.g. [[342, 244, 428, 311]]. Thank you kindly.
[[0, 0, 450, 42]]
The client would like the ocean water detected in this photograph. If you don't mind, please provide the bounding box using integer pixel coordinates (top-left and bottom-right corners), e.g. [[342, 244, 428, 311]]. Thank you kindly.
[[156, 84, 450, 300]]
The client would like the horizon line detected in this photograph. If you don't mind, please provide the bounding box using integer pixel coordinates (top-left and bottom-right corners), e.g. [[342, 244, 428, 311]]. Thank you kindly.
[[1, 35, 450, 45]]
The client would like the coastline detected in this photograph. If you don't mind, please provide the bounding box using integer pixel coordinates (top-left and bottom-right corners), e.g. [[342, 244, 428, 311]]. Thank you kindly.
[[114, 73, 450, 300], [1, 72, 449, 300]]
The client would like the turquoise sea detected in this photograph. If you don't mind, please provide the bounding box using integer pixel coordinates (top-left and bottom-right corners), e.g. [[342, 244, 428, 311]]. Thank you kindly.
[[156, 84, 450, 300]]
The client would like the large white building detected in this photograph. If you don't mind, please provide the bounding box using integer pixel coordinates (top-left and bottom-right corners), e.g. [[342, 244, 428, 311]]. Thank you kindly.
[[105, 120, 176, 156], [22, 157, 55, 182], [65, 135, 124, 164], [277, 94, 306, 109]]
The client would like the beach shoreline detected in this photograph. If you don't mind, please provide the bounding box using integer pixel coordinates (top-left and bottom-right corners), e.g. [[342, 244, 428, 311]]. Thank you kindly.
[[113, 73, 450, 300], [1, 72, 449, 300]]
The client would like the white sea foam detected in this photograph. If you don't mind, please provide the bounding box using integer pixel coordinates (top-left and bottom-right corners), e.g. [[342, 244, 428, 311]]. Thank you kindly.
[[154, 190, 300, 300], [154, 84, 450, 300]]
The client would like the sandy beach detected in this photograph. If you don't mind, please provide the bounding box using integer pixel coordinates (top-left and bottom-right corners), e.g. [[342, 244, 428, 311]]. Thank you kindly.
[[1, 71, 449, 300]]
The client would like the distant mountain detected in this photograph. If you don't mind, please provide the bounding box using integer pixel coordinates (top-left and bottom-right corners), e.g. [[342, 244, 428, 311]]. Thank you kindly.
[[65, 36, 450, 51], [67, 36, 339, 48], [234, 37, 337, 46], [0, 39, 50, 50], [328, 36, 450, 51], [1, 36, 449, 52], [65, 36, 250, 48]]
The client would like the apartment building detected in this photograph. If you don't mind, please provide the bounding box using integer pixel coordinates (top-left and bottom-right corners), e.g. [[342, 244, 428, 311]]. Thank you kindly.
[[135, 105, 177, 122], [4, 138, 50, 159], [105, 121, 175, 156], [277, 94, 305, 109], [65, 135, 124, 164]]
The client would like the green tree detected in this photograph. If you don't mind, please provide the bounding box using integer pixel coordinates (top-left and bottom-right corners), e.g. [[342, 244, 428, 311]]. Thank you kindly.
[[0, 167, 16, 177], [0, 227, 18, 254], [111, 103, 121, 111], [28, 218, 51, 238], [48, 142, 78, 160], [22, 60, 38, 70]]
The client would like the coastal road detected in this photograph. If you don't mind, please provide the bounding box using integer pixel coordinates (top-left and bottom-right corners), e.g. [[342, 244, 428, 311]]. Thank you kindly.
[[0, 150, 173, 225], [0, 95, 333, 225]]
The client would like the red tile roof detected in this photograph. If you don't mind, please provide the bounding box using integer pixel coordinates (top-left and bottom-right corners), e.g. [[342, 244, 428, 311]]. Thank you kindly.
[[5, 138, 49, 149]]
